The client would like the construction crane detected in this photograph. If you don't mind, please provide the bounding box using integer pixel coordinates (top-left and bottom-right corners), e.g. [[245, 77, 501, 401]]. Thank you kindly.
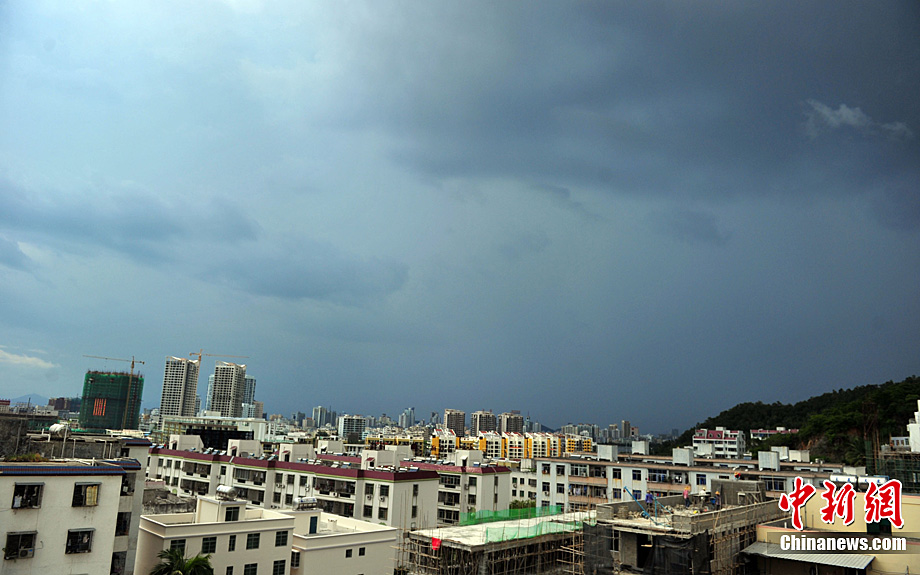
[[82, 355, 145, 429], [189, 350, 249, 364]]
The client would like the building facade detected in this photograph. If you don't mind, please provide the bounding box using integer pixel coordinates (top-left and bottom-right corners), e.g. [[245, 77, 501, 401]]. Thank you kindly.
[[1, 436, 149, 575], [80, 371, 145, 431], [160, 357, 200, 419], [444, 409, 466, 437], [207, 362, 247, 418]]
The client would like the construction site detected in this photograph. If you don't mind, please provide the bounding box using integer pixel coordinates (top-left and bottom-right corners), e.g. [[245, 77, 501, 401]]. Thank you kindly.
[[574, 480, 783, 575], [397, 480, 782, 575], [399, 507, 592, 575]]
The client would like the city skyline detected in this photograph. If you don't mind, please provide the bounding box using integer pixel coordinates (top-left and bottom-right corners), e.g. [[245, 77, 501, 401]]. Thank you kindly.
[[1, 2, 918, 433]]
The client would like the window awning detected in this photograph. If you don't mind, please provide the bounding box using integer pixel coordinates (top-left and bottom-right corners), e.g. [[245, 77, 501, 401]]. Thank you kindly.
[[742, 541, 874, 570]]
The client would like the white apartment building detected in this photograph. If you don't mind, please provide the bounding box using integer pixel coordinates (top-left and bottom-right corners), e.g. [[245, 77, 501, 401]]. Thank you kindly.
[[160, 357, 200, 418], [137, 495, 398, 575], [692, 427, 746, 458], [208, 362, 247, 418], [470, 410, 496, 436], [525, 447, 857, 513], [1, 443, 148, 575], [147, 444, 440, 530]]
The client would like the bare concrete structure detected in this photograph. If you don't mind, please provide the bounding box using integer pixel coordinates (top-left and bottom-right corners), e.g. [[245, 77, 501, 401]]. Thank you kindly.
[[582, 481, 783, 574]]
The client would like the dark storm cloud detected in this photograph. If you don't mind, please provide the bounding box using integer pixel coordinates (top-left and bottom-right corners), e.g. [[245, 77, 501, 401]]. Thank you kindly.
[[206, 237, 409, 305], [0, 176, 260, 263], [334, 2, 920, 214]]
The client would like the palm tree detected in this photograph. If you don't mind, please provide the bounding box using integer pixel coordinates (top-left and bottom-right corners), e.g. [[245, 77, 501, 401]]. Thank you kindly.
[[149, 548, 214, 575]]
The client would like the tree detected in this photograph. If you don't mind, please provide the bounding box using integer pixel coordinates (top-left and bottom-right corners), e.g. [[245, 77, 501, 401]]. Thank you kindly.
[[149, 548, 214, 575]]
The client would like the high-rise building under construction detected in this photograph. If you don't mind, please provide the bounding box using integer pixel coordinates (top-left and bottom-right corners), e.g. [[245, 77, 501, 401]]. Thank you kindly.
[[160, 357, 200, 418], [79, 370, 144, 431]]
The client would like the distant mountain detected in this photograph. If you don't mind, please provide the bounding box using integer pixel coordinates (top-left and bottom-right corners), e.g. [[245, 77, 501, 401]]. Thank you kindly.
[[9, 394, 49, 406], [655, 375, 920, 465]]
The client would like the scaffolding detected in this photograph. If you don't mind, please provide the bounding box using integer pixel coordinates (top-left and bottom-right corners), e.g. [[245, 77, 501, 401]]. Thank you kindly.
[[400, 511, 591, 575], [78, 371, 145, 431]]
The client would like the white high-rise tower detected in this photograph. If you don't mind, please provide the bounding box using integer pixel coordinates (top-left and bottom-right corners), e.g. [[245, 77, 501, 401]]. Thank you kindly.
[[208, 362, 247, 418], [160, 357, 200, 418]]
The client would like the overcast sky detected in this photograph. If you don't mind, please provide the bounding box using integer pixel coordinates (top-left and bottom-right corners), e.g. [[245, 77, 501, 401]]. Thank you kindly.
[[1, 1, 918, 433]]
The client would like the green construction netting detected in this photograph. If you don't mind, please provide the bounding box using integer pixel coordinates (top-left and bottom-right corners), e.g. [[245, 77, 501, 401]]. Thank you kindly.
[[483, 519, 582, 543], [459, 505, 563, 526]]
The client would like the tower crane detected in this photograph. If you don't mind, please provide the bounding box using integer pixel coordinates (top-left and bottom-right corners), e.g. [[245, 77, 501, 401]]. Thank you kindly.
[[189, 350, 250, 364], [82, 355, 145, 429]]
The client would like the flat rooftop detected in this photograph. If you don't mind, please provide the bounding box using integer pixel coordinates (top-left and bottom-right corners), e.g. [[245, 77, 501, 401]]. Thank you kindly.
[[411, 510, 593, 548]]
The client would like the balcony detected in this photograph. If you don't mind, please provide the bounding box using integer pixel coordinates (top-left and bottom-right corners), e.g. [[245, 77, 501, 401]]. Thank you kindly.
[[568, 494, 608, 505], [568, 475, 607, 486]]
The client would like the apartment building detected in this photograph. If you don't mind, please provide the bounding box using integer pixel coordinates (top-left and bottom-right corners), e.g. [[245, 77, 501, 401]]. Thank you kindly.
[[429, 430, 592, 460], [137, 493, 399, 575], [526, 447, 857, 512], [1, 447, 147, 575], [148, 443, 440, 530], [692, 427, 746, 458], [148, 440, 511, 527]]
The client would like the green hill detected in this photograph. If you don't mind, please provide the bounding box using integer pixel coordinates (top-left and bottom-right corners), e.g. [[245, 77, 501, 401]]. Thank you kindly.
[[655, 375, 920, 465]]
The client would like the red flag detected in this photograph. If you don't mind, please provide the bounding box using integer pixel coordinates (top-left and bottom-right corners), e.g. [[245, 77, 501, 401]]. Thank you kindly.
[[431, 538, 441, 551]]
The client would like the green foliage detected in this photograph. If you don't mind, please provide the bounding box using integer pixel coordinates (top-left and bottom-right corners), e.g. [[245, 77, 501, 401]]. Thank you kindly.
[[662, 375, 919, 465], [509, 499, 537, 509], [149, 548, 214, 575]]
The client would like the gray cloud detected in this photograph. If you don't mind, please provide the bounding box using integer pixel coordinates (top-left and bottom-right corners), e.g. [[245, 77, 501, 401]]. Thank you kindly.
[[206, 238, 409, 305], [805, 99, 915, 141], [648, 209, 731, 246], [0, 235, 31, 270]]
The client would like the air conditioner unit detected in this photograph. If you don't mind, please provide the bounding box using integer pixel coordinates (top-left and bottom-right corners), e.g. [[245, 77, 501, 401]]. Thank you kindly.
[[19, 548, 34, 558]]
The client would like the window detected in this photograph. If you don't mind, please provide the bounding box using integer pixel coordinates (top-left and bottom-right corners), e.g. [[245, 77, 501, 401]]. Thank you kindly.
[[65, 529, 94, 554], [557, 484, 565, 494], [632, 470, 642, 481], [378, 507, 388, 520], [202, 536, 217, 554], [364, 505, 373, 517], [612, 488, 621, 500], [468, 477, 477, 487], [346, 549, 353, 558], [610, 469, 621, 480], [365, 484, 374, 496], [226, 567, 233, 575], [380, 485, 389, 497], [764, 477, 785, 491], [244, 564, 258, 575], [541, 464, 550, 474], [275, 531, 288, 547], [246, 533, 260, 549], [12, 483, 43, 509], [72, 483, 100, 507], [359, 547, 366, 556], [542, 482, 550, 492], [291, 550, 301, 568], [226, 506, 240, 521], [413, 483, 419, 495], [115, 512, 131, 536], [4, 532, 36, 560], [121, 473, 136, 495], [556, 465, 566, 476], [228, 534, 236, 551], [696, 474, 707, 486], [272, 560, 286, 575], [468, 495, 476, 505], [412, 505, 418, 518], [170, 539, 186, 554]]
